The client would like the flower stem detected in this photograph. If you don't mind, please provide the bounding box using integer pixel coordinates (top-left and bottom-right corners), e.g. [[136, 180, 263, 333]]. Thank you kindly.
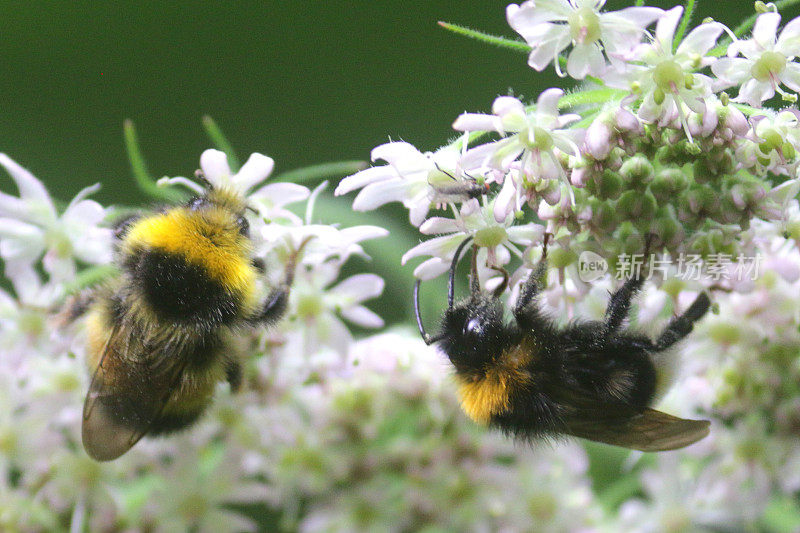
[[123, 120, 185, 202], [558, 88, 627, 109], [437, 21, 530, 53], [273, 160, 368, 185], [202, 115, 241, 172], [674, 0, 697, 52], [635, 0, 645, 5]]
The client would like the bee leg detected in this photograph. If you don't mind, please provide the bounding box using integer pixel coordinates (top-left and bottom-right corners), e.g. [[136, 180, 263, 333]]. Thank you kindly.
[[654, 292, 711, 350], [513, 234, 550, 326], [56, 288, 98, 326], [604, 234, 653, 333], [603, 276, 644, 333], [225, 358, 243, 392], [250, 236, 313, 326], [252, 286, 289, 326], [252, 258, 266, 274]]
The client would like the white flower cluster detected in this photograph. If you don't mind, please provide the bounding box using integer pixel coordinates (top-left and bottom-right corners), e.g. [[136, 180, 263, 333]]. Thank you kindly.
[[0, 149, 393, 530], [337, 2, 800, 301]]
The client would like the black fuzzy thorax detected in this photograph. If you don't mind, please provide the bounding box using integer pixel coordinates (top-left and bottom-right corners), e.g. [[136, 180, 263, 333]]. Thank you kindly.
[[125, 247, 241, 329]]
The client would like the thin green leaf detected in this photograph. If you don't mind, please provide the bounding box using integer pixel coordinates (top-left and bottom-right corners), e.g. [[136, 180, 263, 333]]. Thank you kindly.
[[273, 160, 368, 185], [122, 120, 184, 202], [674, 0, 697, 52], [437, 21, 531, 53], [202, 115, 241, 172]]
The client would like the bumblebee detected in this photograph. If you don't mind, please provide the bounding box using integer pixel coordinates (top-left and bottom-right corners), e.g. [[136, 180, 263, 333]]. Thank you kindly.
[[414, 235, 711, 452], [70, 183, 304, 461]]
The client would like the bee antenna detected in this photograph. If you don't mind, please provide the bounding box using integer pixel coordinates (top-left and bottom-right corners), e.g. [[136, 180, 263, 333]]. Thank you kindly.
[[469, 244, 480, 295], [448, 236, 474, 309], [245, 205, 258, 215], [414, 279, 444, 345]]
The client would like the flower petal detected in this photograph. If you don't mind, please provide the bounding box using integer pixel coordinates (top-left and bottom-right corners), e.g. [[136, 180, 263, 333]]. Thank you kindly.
[[250, 182, 310, 207], [335, 166, 396, 196], [339, 305, 384, 328], [331, 273, 385, 301], [0, 154, 56, 217], [200, 149, 231, 182], [655, 6, 683, 51], [234, 153, 274, 192], [752, 12, 780, 49], [676, 22, 723, 57]]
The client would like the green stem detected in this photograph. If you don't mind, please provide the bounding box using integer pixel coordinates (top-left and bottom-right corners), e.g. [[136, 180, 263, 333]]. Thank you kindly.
[[437, 21, 530, 53], [732, 102, 768, 116], [202, 116, 241, 172], [635, 0, 645, 5], [674, 0, 697, 52], [273, 160, 368, 185], [123, 120, 184, 202], [558, 88, 628, 109]]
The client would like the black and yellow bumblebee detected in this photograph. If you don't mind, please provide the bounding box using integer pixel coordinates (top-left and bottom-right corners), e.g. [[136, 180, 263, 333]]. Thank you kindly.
[[414, 235, 711, 451], [68, 182, 305, 461]]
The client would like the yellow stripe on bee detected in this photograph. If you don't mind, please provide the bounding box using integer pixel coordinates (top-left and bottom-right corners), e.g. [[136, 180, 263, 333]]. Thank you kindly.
[[125, 208, 256, 295], [457, 338, 537, 425]]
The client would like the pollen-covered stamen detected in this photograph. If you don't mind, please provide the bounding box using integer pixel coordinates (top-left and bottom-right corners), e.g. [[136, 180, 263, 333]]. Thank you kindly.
[[568, 6, 602, 45]]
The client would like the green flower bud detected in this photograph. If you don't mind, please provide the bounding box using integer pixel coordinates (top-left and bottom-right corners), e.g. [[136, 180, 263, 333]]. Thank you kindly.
[[652, 207, 682, 247], [596, 169, 624, 199], [650, 168, 690, 203], [588, 198, 616, 231], [619, 154, 655, 187], [617, 189, 657, 220]]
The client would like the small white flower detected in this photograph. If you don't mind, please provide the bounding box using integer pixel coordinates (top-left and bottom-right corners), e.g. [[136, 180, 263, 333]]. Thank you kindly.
[[0, 154, 112, 290], [507, 0, 663, 79], [288, 263, 385, 355], [713, 13, 800, 107], [335, 141, 477, 227], [453, 89, 582, 204], [402, 201, 544, 280], [608, 7, 726, 142]]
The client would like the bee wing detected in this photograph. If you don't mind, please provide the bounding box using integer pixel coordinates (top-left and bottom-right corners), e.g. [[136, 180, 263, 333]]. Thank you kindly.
[[82, 324, 188, 461], [564, 408, 710, 452]]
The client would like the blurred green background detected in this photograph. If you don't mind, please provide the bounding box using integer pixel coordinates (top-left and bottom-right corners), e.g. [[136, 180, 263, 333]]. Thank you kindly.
[[1, 0, 796, 326]]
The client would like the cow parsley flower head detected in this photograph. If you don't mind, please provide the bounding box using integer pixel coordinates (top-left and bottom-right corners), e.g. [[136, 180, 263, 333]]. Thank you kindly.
[[507, 0, 663, 79], [713, 12, 800, 106]]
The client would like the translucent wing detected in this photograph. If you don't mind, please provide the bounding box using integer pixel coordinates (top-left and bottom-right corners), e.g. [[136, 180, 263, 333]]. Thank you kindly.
[[544, 382, 710, 452], [82, 324, 188, 461], [564, 408, 710, 452]]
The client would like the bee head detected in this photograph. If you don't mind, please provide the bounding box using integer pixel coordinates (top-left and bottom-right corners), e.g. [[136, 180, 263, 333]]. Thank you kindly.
[[440, 292, 505, 372], [414, 237, 508, 373], [186, 188, 251, 238]]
